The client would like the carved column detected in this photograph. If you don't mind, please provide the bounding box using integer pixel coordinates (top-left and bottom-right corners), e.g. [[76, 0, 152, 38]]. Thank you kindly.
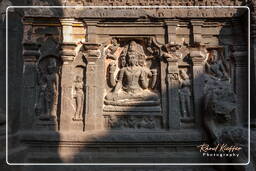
[[21, 42, 40, 130], [82, 43, 101, 130], [59, 18, 77, 131], [190, 48, 205, 127], [190, 20, 204, 45], [232, 46, 248, 126], [165, 20, 178, 44], [166, 58, 180, 129]]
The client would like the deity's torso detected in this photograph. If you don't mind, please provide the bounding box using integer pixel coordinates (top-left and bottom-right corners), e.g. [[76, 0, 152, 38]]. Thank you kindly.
[[121, 66, 143, 93], [75, 82, 84, 94]]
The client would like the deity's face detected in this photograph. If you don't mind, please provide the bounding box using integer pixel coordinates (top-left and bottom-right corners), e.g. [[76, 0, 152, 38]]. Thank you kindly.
[[210, 50, 218, 63], [127, 53, 138, 66]]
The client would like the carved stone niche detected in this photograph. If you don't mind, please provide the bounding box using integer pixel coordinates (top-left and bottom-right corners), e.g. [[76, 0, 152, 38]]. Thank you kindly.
[[34, 55, 61, 130], [161, 43, 195, 129], [103, 38, 163, 130], [71, 51, 87, 125], [178, 67, 194, 128]]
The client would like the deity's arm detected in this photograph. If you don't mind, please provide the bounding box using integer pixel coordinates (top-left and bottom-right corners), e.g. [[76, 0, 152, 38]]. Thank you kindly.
[[219, 61, 229, 78], [113, 69, 124, 92], [140, 69, 149, 89], [205, 62, 211, 74], [108, 62, 117, 87], [150, 69, 157, 89]]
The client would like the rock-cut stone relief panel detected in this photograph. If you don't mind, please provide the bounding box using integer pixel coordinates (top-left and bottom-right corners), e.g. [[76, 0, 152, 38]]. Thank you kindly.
[[178, 69, 193, 123], [72, 66, 85, 121], [103, 38, 162, 129], [104, 39, 160, 104], [203, 48, 238, 142], [35, 56, 60, 123]]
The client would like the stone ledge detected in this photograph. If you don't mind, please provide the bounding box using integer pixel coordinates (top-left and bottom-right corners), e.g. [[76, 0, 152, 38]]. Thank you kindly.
[[19, 129, 207, 143]]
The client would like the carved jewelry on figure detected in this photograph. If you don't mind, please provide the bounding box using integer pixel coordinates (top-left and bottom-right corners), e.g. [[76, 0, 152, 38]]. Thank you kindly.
[[73, 76, 84, 121]]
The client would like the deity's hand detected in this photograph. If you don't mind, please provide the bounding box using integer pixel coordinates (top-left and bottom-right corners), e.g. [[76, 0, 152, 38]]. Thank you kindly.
[[109, 62, 116, 74]]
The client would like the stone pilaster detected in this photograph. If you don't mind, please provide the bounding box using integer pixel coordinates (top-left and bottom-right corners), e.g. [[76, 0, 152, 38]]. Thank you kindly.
[[166, 58, 180, 129], [21, 42, 40, 130], [165, 20, 178, 44], [232, 46, 248, 126], [59, 42, 77, 131], [190, 20, 204, 45], [190, 48, 205, 127], [82, 43, 101, 130], [59, 18, 77, 131]]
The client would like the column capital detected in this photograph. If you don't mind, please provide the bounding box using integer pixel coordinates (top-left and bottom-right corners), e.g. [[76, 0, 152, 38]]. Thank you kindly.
[[190, 19, 204, 26], [190, 47, 206, 66], [60, 42, 77, 63], [60, 18, 75, 26], [82, 42, 101, 63]]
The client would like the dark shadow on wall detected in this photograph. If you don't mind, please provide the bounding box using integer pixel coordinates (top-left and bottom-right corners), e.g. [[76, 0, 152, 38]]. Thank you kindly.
[[3, 4, 254, 171]]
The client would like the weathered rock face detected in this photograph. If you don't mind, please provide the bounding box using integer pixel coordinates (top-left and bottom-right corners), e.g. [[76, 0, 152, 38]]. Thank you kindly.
[[2, 0, 253, 170]]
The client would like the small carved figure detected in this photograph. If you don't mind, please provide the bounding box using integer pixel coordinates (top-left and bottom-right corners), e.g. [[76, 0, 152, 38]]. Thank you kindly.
[[205, 49, 229, 81], [105, 41, 158, 101], [106, 38, 120, 60], [37, 64, 59, 121], [178, 70, 192, 118], [73, 76, 84, 121], [162, 43, 182, 60]]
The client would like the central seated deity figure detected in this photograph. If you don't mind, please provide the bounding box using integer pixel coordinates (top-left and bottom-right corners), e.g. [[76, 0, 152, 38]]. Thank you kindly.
[[105, 41, 158, 103]]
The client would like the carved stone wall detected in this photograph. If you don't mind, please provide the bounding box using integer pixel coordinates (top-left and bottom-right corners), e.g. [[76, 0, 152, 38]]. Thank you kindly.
[[4, 4, 251, 169]]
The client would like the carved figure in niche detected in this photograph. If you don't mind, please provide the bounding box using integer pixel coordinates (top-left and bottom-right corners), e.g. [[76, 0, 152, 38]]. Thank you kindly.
[[205, 49, 229, 81], [36, 60, 59, 121], [105, 41, 158, 101], [162, 43, 182, 60], [178, 70, 192, 118], [73, 76, 84, 121], [106, 38, 120, 60]]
